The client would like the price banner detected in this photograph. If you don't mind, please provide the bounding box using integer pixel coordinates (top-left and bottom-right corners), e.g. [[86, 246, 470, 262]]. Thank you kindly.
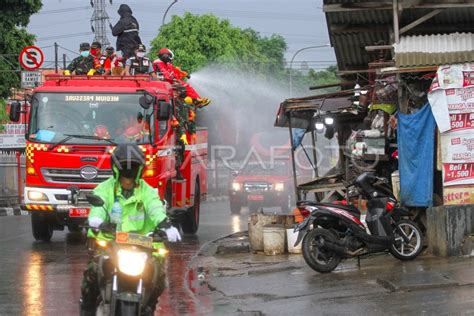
[[441, 133, 474, 163], [443, 185, 474, 205], [443, 163, 474, 186], [449, 113, 474, 132]]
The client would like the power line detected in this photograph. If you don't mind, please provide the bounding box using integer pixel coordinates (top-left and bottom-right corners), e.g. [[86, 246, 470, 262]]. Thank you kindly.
[[37, 6, 90, 15], [36, 32, 93, 41]]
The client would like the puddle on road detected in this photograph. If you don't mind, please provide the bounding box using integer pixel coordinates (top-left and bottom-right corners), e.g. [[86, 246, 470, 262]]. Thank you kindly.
[[157, 237, 216, 315], [9, 233, 221, 316]]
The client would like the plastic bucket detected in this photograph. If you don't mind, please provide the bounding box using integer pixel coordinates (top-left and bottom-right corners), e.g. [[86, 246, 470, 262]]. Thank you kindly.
[[248, 213, 289, 251], [263, 225, 286, 256], [286, 228, 302, 254]]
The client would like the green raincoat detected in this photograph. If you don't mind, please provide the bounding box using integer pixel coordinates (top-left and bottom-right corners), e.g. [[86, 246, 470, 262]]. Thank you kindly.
[[87, 173, 167, 239]]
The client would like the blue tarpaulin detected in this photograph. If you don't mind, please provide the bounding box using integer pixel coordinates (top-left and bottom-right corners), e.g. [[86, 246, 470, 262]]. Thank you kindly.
[[291, 128, 306, 150], [397, 103, 435, 207]]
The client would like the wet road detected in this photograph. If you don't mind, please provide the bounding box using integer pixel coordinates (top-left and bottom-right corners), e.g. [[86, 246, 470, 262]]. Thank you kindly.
[[0, 200, 247, 316]]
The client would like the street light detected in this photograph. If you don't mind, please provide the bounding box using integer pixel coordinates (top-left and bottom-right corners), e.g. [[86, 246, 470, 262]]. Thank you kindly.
[[162, 0, 178, 27], [289, 44, 331, 97]]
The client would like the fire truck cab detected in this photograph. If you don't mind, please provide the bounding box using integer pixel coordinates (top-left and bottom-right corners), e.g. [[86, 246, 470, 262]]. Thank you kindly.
[[9, 75, 207, 241]]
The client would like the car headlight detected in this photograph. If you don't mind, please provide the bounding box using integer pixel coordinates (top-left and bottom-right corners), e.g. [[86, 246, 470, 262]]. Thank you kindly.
[[232, 182, 242, 191], [27, 191, 49, 201], [274, 182, 285, 192], [117, 249, 148, 276]]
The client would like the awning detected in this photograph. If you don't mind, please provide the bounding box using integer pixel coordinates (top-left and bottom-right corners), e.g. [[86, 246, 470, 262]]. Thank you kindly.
[[394, 32, 474, 67]]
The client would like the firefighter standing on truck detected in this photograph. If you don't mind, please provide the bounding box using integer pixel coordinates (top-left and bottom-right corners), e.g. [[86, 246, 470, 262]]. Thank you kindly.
[[125, 44, 156, 78], [90, 42, 104, 75], [64, 42, 95, 75], [97, 46, 116, 75], [153, 48, 211, 107]]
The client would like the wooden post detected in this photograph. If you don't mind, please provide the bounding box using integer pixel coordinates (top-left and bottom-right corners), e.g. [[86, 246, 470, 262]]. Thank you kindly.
[[393, 0, 400, 44], [288, 112, 300, 201], [311, 131, 319, 178]]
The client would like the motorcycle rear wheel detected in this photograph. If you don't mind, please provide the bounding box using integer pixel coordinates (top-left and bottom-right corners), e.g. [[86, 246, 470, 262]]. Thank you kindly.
[[302, 228, 341, 273], [390, 219, 423, 260]]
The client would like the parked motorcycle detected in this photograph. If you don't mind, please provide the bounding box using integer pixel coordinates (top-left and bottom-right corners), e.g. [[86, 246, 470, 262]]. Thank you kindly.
[[84, 194, 171, 316], [294, 172, 423, 273]]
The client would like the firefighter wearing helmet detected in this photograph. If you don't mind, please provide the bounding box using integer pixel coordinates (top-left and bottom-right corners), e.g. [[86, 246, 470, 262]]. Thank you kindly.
[[153, 48, 211, 107], [80, 143, 181, 316]]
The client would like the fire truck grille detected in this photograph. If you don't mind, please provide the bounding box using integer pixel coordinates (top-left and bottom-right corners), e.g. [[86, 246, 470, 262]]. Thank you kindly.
[[42, 168, 113, 184], [244, 182, 271, 193]]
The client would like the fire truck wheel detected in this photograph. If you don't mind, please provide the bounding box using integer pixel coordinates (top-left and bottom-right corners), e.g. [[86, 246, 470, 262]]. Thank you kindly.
[[31, 212, 53, 242], [182, 180, 200, 234]]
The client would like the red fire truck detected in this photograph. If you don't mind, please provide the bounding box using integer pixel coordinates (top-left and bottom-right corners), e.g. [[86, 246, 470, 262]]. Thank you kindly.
[[9, 75, 207, 241]]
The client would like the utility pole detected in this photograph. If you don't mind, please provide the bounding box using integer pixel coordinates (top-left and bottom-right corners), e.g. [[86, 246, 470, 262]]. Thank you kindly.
[[54, 42, 59, 73], [90, 0, 112, 47]]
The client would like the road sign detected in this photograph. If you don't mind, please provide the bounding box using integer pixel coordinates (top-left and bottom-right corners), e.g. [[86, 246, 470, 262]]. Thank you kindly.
[[19, 46, 44, 70], [21, 71, 42, 88]]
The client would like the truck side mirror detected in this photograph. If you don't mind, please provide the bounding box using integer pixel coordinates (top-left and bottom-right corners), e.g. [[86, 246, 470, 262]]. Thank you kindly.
[[158, 101, 171, 120], [9, 101, 21, 122], [139, 96, 152, 110]]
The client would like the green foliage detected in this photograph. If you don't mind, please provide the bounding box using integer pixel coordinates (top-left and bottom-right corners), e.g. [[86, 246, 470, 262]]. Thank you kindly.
[[308, 65, 339, 85], [0, 0, 42, 98], [151, 13, 338, 96], [0, 99, 7, 131], [150, 13, 287, 75]]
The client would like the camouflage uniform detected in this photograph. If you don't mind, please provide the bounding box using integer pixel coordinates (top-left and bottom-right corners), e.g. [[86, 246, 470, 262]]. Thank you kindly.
[[67, 55, 95, 75]]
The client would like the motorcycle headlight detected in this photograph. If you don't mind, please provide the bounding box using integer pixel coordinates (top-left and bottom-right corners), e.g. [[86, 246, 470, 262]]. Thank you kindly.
[[274, 182, 285, 192], [117, 249, 148, 276]]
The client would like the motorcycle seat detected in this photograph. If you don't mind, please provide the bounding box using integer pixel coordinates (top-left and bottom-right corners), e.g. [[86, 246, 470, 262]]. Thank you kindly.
[[318, 203, 361, 219]]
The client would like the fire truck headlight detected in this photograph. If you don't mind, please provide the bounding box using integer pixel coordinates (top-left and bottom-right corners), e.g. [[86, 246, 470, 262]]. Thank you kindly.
[[274, 182, 285, 192], [28, 191, 49, 201], [232, 182, 242, 191]]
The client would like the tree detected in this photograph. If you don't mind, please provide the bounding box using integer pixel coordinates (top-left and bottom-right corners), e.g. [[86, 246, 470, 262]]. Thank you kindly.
[[150, 13, 287, 75], [0, 0, 42, 98]]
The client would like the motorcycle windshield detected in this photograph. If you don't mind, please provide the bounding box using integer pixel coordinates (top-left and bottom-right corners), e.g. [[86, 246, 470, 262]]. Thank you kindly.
[[28, 92, 155, 145]]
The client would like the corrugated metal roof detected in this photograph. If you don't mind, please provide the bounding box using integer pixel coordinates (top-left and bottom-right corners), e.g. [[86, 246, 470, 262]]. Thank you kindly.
[[394, 33, 474, 67], [323, 2, 474, 72], [332, 31, 389, 70]]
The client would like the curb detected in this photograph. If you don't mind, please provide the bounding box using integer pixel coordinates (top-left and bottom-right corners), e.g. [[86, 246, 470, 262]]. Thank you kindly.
[[0, 207, 27, 216], [188, 231, 248, 266]]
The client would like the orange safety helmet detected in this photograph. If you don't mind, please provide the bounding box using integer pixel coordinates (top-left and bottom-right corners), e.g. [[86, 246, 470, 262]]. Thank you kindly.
[[94, 125, 111, 139]]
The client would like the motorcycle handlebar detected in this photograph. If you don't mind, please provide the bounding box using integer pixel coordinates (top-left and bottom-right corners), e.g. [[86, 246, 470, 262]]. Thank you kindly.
[[82, 224, 168, 243]]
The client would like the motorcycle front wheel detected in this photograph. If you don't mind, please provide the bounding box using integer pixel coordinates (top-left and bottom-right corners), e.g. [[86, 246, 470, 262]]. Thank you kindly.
[[390, 219, 423, 260], [116, 301, 138, 316], [302, 228, 341, 273]]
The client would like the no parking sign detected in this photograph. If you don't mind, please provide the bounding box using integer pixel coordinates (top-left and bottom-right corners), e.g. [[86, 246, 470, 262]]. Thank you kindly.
[[19, 45, 44, 70]]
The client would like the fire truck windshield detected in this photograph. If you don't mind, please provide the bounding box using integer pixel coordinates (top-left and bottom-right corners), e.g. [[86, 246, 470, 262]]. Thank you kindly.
[[28, 93, 154, 145]]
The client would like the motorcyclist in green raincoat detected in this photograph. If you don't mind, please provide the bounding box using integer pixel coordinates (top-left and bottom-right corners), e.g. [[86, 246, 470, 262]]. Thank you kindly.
[[80, 143, 181, 316]]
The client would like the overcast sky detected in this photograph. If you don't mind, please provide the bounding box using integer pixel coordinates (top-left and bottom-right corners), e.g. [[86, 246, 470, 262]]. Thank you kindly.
[[28, 0, 336, 71]]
